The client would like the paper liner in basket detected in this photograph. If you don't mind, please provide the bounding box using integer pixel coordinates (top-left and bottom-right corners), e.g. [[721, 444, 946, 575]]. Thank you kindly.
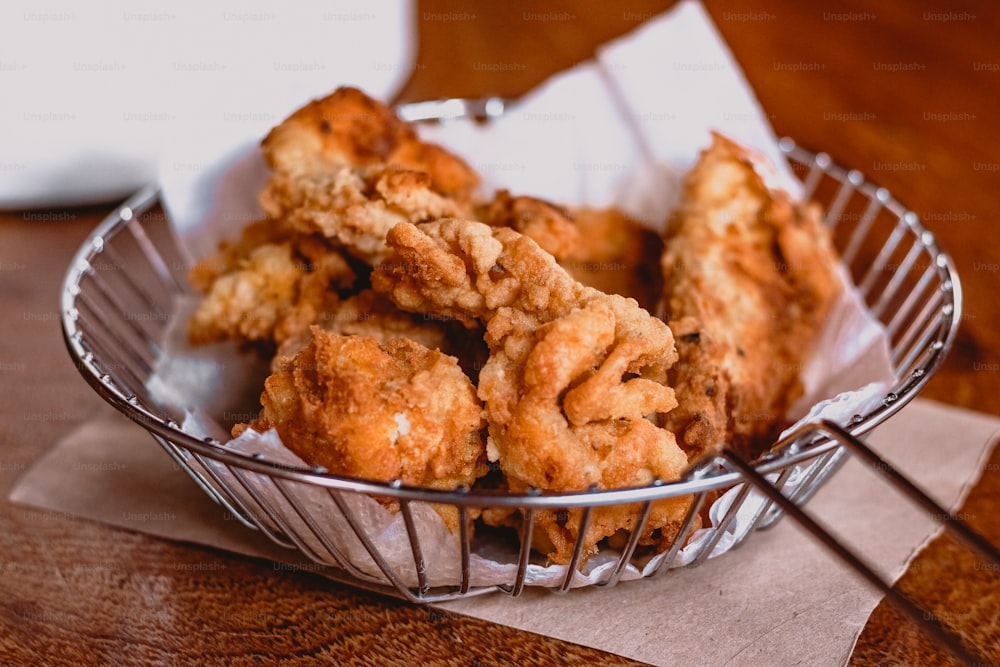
[[151, 0, 897, 589]]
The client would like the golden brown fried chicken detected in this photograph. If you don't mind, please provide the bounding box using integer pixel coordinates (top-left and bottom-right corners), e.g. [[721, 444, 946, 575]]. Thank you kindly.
[[259, 163, 472, 265], [658, 133, 842, 461], [257, 87, 482, 266], [372, 218, 691, 564], [562, 206, 664, 311], [187, 228, 356, 348], [187, 218, 294, 292], [372, 218, 591, 329], [475, 192, 663, 309], [236, 327, 488, 533], [261, 86, 480, 202], [476, 189, 581, 260], [272, 288, 488, 380]]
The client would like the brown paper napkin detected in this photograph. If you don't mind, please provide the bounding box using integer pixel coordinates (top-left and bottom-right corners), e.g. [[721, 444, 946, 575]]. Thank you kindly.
[[9, 398, 1000, 665]]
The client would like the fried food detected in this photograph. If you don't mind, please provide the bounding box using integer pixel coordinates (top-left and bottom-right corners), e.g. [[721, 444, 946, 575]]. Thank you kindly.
[[261, 86, 480, 202], [562, 206, 664, 311], [475, 192, 663, 309], [187, 227, 356, 347], [272, 288, 487, 379], [476, 189, 581, 260], [189, 85, 848, 568], [372, 218, 691, 563], [658, 134, 842, 461], [236, 327, 488, 533], [257, 87, 481, 265], [372, 218, 591, 329], [481, 297, 691, 563], [259, 163, 472, 265]]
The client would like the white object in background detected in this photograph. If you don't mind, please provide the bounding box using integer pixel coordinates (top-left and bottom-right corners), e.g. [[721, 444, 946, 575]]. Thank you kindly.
[[0, 0, 414, 208]]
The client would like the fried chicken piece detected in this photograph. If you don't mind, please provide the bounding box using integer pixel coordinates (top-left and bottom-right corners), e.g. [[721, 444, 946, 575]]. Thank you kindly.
[[475, 192, 663, 309], [187, 217, 295, 292], [187, 232, 357, 348], [658, 133, 842, 461], [259, 163, 472, 265], [481, 298, 691, 563], [260, 86, 480, 202], [237, 327, 488, 533], [476, 189, 581, 260], [562, 206, 664, 311], [372, 218, 590, 329], [372, 218, 692, 564], [272, 288, 488, 381]]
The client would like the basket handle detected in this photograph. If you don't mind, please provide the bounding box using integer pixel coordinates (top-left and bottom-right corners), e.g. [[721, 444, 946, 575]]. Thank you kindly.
[[723, 420, 1000, 667]]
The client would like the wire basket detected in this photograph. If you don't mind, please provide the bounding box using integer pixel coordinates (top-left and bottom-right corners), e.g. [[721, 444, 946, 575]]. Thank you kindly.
[[61, 137, 962, 605]]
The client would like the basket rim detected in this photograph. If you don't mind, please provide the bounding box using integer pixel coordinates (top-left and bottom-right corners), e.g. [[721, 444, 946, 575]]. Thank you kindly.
[[59, 139, 963, 506]]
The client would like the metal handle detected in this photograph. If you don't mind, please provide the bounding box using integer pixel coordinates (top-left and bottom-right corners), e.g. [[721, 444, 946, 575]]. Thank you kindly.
[[723, 420, 999, 667]]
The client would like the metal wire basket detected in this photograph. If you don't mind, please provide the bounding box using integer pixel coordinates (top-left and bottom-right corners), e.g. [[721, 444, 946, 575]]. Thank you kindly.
[[60, 135, 963, 606]]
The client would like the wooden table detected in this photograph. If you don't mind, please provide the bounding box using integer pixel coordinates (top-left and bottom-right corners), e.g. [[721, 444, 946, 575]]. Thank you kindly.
[[2, 1, 998, 664]]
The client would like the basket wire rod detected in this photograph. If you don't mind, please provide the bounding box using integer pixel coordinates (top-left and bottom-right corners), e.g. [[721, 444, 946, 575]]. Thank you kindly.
[[84, 269, 162, 368], [760, 447, 851, 531], [324, 488, 426, 603], [397, 499, 430, 595], [885, 263, 936, 340], [500, 508, 536, 597], [238, 477, 337, 568], [732, 461, 796, 536], [74, 317, 154, 408], [691, 484, 753, 566], [98, 241, 172, 330], [87, 270, 160, 367], [799, 157, 827, 200], [778, 447, 845, 511], [857, 223, 908, 299], [124, 201, 187, 294], [869, 241, 926, 321], [95, 241, 170, 326], [557, 503, 596, 593], [598, 499, 655, 588], [270, 477, 379, 581], [149, 433, 258, 527], [823, 172, 860, 228], [650, 491, 709, 576], [458, 504, 472, 595], [207, 461, 297, 549], [892, 297, 945, 371], [722, 448, 989, 667], [749, 455, 813, 531], [181, 449, 278, 532], [76, 289, 155, 383], [817, 419, 1000, 565], [182, 450, 275, 531], [839, 191, 885, 267]]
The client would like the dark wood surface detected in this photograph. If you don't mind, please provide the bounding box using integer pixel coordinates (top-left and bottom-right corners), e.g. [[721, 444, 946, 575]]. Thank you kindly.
[[2, 1, 999, 664]]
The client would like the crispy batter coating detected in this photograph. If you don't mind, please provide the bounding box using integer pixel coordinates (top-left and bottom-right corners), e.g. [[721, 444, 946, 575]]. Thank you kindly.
[[261, 86, 480, 202], [259, 164, 472, 265], [658, 134, 842, 461], [187, 218, 294, 292], [475, 192, 663, 309], [476, 189, 581, 260], [372, 218, 591, 329], [187, 229, 356, 347], [481, 298, 690, 563], [562, 206, 664, 311], [272, 288, 486, 379], [256, 87, 482, 266], [237, 328, 488, 532], [373, 218, 690, 563]]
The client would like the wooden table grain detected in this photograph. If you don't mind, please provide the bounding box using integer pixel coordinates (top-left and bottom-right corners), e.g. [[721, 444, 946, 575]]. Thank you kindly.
[[2, 1, 998, 664]]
